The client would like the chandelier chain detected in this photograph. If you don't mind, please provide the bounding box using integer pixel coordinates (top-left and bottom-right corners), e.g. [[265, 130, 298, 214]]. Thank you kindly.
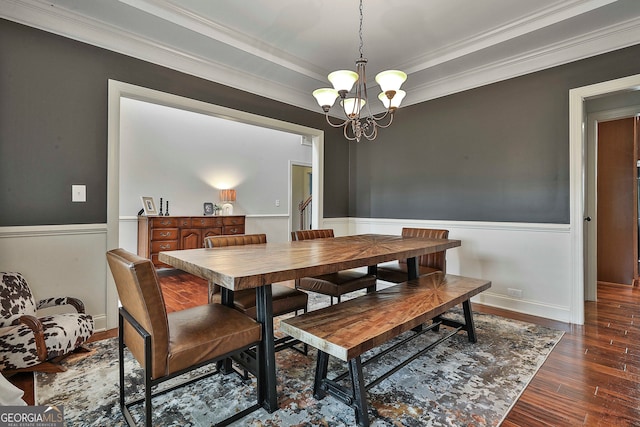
[[358, 0, 364, 59]]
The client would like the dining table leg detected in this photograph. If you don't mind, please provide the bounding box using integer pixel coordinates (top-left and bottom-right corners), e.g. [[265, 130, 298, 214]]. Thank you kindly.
[[256, 284, 278, 412], [407, 256, 419, 280]]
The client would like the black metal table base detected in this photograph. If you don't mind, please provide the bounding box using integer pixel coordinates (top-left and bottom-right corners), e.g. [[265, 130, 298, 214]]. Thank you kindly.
[[312, 299, 478, 427]]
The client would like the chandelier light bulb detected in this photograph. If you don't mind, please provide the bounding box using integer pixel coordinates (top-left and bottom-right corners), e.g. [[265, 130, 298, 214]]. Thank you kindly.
[[341, 98, 366, 117], [378, 89, 406, 109], [375, 70, 407, 94], [313, 88, 339, 110], [328, 70, 359, 94]]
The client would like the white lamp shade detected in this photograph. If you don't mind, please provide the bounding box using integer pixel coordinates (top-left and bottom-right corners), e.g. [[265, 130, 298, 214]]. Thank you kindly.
[[378, 90, 406, 109], [375, 70, 407, 93], [312, 88, 339, 108], [328, 70, 359, 92], [341, 98, 366, 116]]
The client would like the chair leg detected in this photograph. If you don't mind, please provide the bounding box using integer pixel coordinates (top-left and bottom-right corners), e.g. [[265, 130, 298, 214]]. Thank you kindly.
[[144, 334, 153, 427]]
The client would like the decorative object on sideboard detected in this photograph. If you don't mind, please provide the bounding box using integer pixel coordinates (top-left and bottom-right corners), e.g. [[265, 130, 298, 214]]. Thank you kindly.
[[203, 202, 214, 216], [165, 200, 170, 216], [140, 196, 157, 216], [159, 198, 163, 216], [220, 189, 236, 216], [311, 0, 407, 142]]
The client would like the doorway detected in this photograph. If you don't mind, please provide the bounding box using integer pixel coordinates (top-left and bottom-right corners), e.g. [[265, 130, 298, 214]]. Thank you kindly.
[[290, 163, 312, 234], [585, 108, 640, 301], [569, 73, 640, 325], [106, 80, 325, 329]]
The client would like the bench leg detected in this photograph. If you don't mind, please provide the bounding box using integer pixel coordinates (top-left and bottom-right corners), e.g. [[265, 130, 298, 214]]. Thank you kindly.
[[349, 356, 370, 427], [462, 300, 477, 343], [313, 350, 329, 400]]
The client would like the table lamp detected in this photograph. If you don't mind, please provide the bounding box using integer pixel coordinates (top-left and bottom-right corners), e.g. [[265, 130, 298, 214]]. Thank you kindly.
[[220, 189, 236, 215]]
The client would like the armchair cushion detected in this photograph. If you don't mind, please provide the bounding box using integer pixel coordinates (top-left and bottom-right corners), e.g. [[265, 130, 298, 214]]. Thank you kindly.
[[0, 313, 93, 371]]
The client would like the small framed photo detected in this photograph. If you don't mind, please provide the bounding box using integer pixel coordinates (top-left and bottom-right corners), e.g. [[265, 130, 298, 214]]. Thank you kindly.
[[141, 196, 158, 216], [203, 202, 214, 216]]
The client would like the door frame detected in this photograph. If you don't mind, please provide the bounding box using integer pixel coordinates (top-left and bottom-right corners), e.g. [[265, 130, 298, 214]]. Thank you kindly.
[[569, 73, 640, 324]]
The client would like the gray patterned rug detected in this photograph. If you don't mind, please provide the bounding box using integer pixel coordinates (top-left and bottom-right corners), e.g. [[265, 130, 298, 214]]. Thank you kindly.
[[36, 301, 563, 426]]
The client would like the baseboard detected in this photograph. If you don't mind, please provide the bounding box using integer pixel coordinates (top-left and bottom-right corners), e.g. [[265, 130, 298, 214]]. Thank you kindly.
[[473, 292, 572, 324]]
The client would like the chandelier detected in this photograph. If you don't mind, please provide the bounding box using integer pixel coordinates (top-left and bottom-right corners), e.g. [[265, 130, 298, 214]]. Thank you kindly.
[[312, 0, 407, 142]]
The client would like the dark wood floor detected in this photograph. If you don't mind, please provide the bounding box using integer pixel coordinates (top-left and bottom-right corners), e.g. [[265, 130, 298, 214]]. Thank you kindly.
[[8, 270, 640, 425]]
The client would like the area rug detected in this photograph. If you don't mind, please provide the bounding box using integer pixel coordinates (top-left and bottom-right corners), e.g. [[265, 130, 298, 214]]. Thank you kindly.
[[36, 301, 563, 426]]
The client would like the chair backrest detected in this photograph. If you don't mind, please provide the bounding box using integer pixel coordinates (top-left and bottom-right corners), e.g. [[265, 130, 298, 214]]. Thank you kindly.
[[204, 234, 267, 296], [401, 228, 449, 273], [0, 272, 37, 327], [204, 234, 266, 248], [106, 248, 170, 379], [292, 229, 334, 241]]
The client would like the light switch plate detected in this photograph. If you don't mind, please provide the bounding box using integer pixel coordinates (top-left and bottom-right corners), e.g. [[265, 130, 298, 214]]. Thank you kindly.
[[72, 185, 86, 202]]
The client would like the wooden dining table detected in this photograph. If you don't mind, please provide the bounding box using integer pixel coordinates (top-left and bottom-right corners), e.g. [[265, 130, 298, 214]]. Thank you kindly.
[[158, 233, 461, 413]]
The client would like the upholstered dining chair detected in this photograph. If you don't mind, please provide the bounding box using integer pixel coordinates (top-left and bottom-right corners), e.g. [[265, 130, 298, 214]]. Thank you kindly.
[[106, 249, 263, 427], [0, 272, 94, 375], [204, 234, 308, 353], [376, 227, 449, 283], [292, 229, 377, 305]]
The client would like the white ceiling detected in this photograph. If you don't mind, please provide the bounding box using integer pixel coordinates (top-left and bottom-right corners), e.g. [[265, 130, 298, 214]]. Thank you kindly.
[[3, 0, 640, 114]]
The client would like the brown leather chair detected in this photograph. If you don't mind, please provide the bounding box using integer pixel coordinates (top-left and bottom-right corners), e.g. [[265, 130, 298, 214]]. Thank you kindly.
[[106, 248, 262, 427], [292, 229, 377, 305], [204, 234, 308, 318], [204, 234, 308, 353], [376, 228, 449, 283]]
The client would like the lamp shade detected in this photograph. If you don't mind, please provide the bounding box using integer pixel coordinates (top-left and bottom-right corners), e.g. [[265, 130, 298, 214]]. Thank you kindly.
[[312, 88, 339, 108], [378, 89, 406, 109], [328, 70, 359, 92], [341, 98, 366, 117], [375, 70, 407, 93], [220, 189, 236, 202]]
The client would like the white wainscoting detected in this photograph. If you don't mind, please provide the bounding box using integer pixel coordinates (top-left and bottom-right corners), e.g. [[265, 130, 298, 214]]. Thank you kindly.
[[323, 217, 573, 323], [0, 224, 108, 331]]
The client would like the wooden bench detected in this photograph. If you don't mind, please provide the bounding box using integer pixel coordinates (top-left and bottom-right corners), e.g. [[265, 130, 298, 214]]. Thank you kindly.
[[280, 272, 491, 426]]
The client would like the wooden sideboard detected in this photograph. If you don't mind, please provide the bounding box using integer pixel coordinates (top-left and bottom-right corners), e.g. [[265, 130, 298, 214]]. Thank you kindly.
[[137, 215, 245, 267]]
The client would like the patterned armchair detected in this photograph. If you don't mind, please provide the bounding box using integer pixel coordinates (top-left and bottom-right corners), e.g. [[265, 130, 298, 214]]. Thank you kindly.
[[0, 272, 94, 374]]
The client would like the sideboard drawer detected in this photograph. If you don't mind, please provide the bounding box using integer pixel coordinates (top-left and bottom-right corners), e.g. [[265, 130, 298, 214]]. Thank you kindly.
[[151, 217, 178, 228], [223, 225, 245, 235], [151, 240, 179, 252], [223, 216, 245, 226], [151, 228, 179, 240], [192, 217, 224, 228], [177, 218, 192, 227]]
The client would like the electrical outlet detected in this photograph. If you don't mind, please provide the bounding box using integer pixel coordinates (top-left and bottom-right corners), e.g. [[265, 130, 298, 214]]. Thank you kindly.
[[275, 199, 280, 207], [507, 288, 523, 298]]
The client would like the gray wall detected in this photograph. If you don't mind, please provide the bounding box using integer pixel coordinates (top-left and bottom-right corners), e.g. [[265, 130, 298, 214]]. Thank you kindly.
[[350, 44, 640, 223], [2, 18, 640, 226], [0, 19, 345, 226]]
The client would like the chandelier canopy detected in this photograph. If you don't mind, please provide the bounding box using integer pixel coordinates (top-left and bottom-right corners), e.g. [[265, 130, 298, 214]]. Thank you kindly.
[[312, 0, 407, 142]]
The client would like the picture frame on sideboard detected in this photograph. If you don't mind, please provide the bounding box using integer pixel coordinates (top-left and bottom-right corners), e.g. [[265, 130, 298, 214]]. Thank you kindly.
[[141, 196, 158, 216]]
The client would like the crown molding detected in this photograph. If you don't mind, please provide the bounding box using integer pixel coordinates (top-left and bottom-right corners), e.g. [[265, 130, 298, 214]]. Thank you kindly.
[[401, 0, 620, 73], [2, 0, 639, 112], [0, 0, 315, 110], [408, 15, 640, 103], [118, 0, 327, 81]]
